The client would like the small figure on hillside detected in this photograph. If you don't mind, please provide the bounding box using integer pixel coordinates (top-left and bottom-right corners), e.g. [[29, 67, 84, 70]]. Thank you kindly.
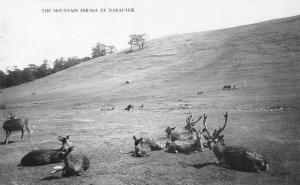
[[125, 104, 133, 111]]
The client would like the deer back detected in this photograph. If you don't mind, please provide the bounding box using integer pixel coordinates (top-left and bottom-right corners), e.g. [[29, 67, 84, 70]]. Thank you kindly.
[[3, 118, 28, 131], [21, 149, 66, 166], [219, 145, 268, 172]]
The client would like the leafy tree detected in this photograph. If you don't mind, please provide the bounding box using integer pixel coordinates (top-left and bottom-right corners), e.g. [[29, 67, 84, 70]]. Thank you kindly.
[[81, 56, 91, 62], [0, 70, 6, 88], [91, 43, 107, 58], [128, 34, 139, 52], [21, 67, 36, 82], [36, 60, 51, 78], [106, 45, 117, 55], [66, 57, 81, 67], [53, 57, 66, 73], [137, 34, 147, 50], [5, 66, 23, 87], [128, 34, 147, 52]]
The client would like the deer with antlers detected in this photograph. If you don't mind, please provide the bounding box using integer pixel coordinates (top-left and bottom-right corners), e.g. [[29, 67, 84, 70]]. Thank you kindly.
[[165, 114, 202, 141], [165, 127, 205, 154], [202, 112, 269, 172], [20, 135, 73, 166], [2, 112, 30, 144]]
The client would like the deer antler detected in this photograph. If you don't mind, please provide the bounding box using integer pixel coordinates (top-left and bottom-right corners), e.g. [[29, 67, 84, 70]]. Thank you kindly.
[[186, 114, 202, 127], [202, 114, 211, 138], [215, 112, 228, 137], [58, 135, 70, 141]]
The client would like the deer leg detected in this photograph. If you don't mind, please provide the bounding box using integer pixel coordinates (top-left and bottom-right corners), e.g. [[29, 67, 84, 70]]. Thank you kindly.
[[20, 130, 24, 141], [4, 131, 8, 144], [26, 126, 30, 141], [199, 138, 204, 152], [5, 132, 11, 144]]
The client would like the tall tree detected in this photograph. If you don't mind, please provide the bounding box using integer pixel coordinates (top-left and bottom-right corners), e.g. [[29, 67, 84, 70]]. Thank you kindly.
[[36, 60, 51, 78], [128, 34, 147, 52], [106, 45, 117, 54], [0, 70, 6, 88], [53, 57, 66, 73], [5, 66, 23, 87], [91, 43, 107, 58], [22, 67, 36, 82]]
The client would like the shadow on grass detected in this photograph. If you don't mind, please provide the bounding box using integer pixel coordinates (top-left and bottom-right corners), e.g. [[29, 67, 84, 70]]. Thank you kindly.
[[191, 162, 219, 169], [42, 176, 61, 181], [188, 162, 264, 173], [0, 141, 17, 145], [180, 162, 233, 170], [125, 150, 137, 157]]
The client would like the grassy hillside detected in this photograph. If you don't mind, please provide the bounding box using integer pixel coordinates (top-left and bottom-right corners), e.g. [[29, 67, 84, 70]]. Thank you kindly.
[[2, 16, 300, 107], [0, 15, 299, 185]]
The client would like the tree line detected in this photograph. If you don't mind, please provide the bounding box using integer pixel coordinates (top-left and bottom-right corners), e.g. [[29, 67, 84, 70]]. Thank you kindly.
[[0, 34, 147, 89]]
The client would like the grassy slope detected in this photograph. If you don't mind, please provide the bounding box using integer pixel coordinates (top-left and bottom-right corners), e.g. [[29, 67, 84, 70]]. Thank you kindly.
[[0, 15, 299, 185]]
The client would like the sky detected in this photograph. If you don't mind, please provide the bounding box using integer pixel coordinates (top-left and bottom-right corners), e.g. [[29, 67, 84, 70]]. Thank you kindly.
[[0, 0, 300, 71]]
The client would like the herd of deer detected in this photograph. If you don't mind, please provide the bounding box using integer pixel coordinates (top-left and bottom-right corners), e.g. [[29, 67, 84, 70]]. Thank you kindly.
[[1, 111, 268, 180], [133, 112, 269, 173]]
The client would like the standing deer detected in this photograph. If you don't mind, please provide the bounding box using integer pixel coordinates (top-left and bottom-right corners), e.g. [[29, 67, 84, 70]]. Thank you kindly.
[[165, 114, 202, 141], [50, 146, 90, 177], [202, 112, 269, 172], [2, 112, 30, 144], [20, 135, 73, 166]]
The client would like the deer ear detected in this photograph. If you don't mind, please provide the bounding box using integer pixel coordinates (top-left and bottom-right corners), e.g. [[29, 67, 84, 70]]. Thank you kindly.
[[171, 127, 176, 130], [133, 136, 137, 141]]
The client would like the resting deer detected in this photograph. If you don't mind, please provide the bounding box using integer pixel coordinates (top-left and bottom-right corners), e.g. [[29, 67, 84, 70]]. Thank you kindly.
[[20, 135, 73, 166], [165, 127, 205, 154], [133, 136, 165, 157], [165, 114, 202, 141], [2, 112, 30, 144], [50, 146, 90, 177], [202, 112, 269, 172]]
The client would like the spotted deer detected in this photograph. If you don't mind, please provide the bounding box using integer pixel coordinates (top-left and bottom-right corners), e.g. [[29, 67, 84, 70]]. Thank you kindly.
[[2, 112, 30, 144], [202, 112, 269, 172]]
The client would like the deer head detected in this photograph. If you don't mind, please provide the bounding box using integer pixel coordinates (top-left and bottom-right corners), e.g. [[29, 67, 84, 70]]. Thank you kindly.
[[165, 126, 176, 138], [184, 114, 202, 132], [202, 112, 228, 149], [57, 135, 73, 150], [6, 112, 16, 120], [133, 136, 151, 157]]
